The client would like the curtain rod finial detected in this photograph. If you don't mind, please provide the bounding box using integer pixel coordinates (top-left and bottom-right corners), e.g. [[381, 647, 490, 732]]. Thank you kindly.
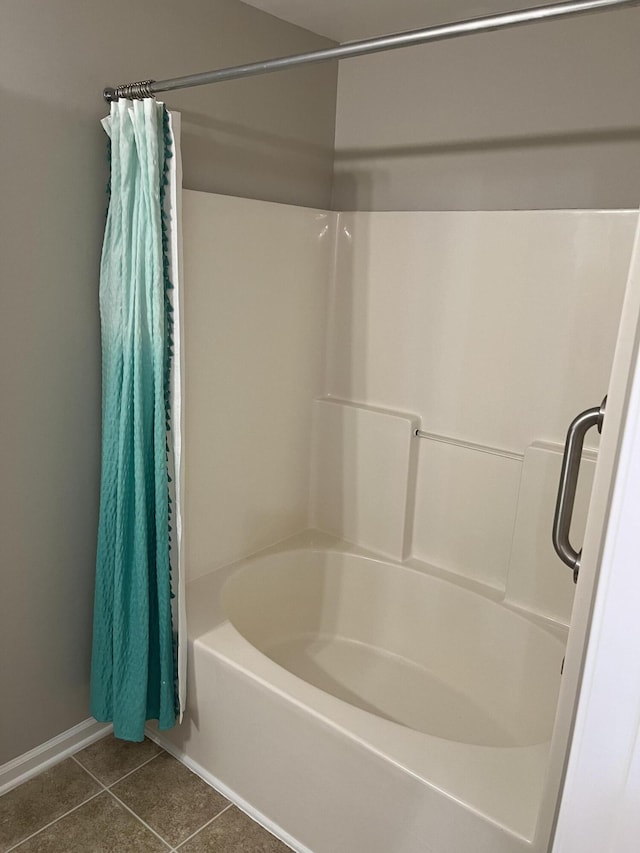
[[103, 87, 116, 103]]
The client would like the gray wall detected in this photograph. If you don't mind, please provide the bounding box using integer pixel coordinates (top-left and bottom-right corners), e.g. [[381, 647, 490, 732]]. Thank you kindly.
[[0, 0, 336, 765], [332, 7, 640, 210]]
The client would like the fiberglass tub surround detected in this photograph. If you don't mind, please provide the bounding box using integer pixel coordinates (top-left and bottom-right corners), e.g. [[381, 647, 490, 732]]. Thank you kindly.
[[157, 192, 637, 853]]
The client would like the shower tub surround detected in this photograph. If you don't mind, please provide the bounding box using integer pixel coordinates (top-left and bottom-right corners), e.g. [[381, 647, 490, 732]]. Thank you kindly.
[[154, 193, 637, 853]]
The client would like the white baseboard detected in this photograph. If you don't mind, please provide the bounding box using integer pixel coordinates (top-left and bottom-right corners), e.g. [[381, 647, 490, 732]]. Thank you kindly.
[[144, 726, 310, 853], [0, 718, 112, 796]]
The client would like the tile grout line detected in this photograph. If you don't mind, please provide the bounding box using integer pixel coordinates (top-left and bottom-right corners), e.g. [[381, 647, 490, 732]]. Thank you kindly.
[[173, 802, 235, 849], [72, 749, 163, 787], [4, 789, 105, 852], [74, 754, 173, 850], [69, 754, 108, 789], [106, 788, 173, 850], [107, 751, 162, 787], [73, 746, 231, 850], [71, 748, 162, 789], [4, 746, 235, 853]]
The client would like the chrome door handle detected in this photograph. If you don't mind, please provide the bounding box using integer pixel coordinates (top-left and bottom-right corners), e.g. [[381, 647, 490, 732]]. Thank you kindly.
[[552, 397, 606, 583]]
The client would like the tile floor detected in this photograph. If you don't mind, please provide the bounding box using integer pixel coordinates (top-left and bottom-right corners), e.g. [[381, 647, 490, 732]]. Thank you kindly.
[[0, 736, 292, 852]]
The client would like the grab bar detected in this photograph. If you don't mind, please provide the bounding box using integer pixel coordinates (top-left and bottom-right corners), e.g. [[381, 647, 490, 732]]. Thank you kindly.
[[552, 397, 606, 583]]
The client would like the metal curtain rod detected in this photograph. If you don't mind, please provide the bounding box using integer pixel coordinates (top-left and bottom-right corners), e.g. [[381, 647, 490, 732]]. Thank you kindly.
[[103, 0, 639, 101]]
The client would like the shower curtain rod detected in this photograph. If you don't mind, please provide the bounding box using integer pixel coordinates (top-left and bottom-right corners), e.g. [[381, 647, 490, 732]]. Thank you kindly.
[[103, 0, 638, 101]]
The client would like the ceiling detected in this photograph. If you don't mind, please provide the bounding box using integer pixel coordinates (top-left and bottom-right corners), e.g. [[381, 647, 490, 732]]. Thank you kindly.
[[241, 0, 558, 42]]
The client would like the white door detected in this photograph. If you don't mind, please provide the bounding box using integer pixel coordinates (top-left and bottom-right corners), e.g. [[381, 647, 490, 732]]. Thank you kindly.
[[549, 216, 640, 852]]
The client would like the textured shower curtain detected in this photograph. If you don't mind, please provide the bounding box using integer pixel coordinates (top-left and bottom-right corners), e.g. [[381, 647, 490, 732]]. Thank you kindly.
[[91, 99, 186, 741]]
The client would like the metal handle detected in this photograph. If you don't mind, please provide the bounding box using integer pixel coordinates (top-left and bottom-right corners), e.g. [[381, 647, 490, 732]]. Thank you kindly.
[[552, 397, 606, 583]]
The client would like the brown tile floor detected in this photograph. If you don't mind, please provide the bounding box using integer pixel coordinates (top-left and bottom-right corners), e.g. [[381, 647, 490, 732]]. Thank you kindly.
[[0, 736, 292, 852]]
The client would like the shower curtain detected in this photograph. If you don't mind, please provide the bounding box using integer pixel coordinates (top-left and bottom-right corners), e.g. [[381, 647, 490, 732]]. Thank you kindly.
[[90, 99, 186, 741]]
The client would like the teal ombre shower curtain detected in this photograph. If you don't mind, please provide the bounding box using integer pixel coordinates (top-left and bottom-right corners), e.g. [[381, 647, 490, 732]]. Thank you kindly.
[[91, 99, 186, 740]]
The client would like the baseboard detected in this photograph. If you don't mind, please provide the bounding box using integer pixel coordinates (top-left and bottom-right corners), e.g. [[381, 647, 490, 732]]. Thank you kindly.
[[0, 718, 112, 796], [145, 726, 311, 853]]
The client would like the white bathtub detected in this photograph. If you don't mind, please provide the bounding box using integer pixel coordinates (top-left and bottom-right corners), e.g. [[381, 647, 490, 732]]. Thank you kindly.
[[156, 533, 566, 853]]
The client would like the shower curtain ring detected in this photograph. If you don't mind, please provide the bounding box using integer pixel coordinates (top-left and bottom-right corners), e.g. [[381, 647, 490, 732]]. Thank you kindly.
[[103, 80, 157, 102]]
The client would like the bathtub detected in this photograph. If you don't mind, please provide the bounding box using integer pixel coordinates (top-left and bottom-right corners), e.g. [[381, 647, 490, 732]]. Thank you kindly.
[[155, 532, 566, 853]]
